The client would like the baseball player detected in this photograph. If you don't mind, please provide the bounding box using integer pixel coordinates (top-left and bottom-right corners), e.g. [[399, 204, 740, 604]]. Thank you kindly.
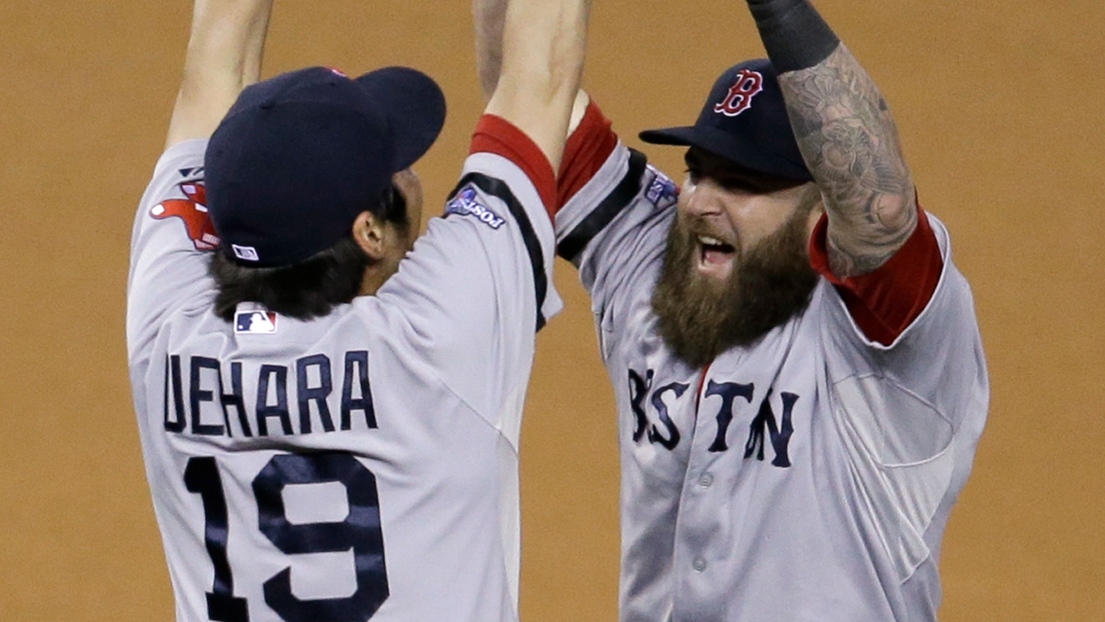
[[126, 0, 591, 620], [473, 0, 988, 619]]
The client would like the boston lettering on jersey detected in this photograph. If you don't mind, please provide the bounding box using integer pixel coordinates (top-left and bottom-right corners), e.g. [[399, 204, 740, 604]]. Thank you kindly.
[[162, 351, 378, 438], [628, 367, 797, 467]]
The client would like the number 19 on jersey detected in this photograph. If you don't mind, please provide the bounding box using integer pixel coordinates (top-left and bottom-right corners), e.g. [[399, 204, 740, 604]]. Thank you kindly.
[[184, 452, 390, 621]]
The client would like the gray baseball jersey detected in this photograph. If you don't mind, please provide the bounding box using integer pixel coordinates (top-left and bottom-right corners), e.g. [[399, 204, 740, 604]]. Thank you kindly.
[[554, 102, 988, 621], [126, 117, 561, 622]]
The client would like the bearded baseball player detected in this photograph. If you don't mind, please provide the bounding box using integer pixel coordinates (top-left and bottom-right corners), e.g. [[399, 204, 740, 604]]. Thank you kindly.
[[474, 0, 989, 619], [126, 0, 591, 620]]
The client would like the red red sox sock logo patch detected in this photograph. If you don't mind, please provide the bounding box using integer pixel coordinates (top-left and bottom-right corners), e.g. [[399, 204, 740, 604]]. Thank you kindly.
[[713, 69, 764, 117], [150, 182, 220, 251]]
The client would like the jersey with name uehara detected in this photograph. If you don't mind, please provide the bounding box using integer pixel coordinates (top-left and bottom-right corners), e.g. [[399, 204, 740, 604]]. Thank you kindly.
[[126, 119, 561, 622], [554, 102, 988, 622]]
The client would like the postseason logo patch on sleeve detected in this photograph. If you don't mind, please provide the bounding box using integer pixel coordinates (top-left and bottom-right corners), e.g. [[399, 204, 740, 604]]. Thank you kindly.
[[445, 185, 506, 230], [646, 171, 679, 207]]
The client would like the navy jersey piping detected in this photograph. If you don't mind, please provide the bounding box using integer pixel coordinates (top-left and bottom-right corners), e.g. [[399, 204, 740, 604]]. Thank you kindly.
[[557, 149, 649, 263], [447, 173, 548, 332]]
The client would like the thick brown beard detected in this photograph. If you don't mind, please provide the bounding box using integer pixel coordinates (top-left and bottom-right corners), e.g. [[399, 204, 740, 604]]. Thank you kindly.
[[651, 207, 820, 368]]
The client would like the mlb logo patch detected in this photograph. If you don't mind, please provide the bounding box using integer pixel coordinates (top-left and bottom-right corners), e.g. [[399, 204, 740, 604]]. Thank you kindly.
[[232, 244, 260, 262], [445, 185, 506, 230], [235, 310, 278, 334]]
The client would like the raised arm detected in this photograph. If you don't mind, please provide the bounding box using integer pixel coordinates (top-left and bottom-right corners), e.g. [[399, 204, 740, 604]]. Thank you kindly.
[[473, 0, 507, 101], [480, 0, 592, 170], [746, 0, 917, 278], [165, 0, 275, 149]]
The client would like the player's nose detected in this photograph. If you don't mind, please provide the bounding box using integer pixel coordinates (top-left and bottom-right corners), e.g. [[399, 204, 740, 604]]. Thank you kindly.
[[681, 178, 726, 217]]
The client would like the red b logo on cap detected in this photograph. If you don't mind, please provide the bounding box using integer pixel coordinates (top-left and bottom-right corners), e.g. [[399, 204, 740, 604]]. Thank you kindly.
[[714, 69, 764, 117]]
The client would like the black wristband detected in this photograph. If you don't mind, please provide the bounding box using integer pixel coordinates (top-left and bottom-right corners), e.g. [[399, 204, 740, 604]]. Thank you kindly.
[[746, 0, 840, 73]]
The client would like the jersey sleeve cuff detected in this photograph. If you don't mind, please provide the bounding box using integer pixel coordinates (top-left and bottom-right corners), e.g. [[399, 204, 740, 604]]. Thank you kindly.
[[557, 99, 619, 209], [470, 114, 558, 220], [808, 205, 944, 345]]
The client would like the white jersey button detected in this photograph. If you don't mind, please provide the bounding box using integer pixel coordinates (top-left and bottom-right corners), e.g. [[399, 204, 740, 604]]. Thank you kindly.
[[692, 557, 707, 573], [698, 473, 713, 488]]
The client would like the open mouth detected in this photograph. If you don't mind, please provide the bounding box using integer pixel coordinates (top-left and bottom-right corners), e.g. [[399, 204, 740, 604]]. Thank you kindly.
[[697, 234, 736, 268]]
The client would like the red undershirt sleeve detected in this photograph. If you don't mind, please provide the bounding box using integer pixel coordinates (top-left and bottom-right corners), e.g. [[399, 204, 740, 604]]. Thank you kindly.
[[556, 99, 619, 208], [808, 206, 943, 346], [470, 115, 558, 220]]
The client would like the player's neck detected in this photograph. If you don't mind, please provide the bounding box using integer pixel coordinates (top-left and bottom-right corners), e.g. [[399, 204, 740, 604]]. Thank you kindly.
[[359, 263, 395, 297]]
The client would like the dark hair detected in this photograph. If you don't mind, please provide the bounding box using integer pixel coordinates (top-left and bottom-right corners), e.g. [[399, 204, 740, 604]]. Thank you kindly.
[[209, 183, 408, 321]]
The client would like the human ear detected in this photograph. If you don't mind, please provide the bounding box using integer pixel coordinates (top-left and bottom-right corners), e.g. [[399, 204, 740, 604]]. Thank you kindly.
[[352, 211, 387, 260]]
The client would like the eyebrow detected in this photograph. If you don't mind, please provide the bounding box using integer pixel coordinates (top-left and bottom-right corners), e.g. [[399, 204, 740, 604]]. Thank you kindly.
[[686, 149, 804, 191], [684, 149, 753, 175]]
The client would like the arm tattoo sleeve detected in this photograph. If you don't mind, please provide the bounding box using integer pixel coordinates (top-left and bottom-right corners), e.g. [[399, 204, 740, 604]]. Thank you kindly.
[[778, 44, 918, 278]]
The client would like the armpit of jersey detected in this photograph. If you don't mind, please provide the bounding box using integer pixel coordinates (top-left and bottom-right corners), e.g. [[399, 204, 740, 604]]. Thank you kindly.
[[835, 375, 954, 466], [833, 374, 956, 581]]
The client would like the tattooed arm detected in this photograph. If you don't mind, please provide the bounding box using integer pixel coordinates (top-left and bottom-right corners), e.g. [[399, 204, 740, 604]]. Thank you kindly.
[[746, 0, 917, 278]]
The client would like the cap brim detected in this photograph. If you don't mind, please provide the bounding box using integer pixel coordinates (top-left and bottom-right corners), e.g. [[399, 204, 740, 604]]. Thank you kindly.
[[639, 126, 700, 147], [639, 125, 812, 182], [355, 67, 447, 172]]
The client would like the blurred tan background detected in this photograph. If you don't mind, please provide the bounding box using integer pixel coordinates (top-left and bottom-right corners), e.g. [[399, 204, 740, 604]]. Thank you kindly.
[[2, 0, 1103, 620]]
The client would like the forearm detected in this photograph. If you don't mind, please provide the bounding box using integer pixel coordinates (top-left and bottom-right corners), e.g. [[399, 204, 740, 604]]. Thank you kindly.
[[485, 0, 591, 170], [474, 0, 591, 143], [473, 0, 508, 101], [184, 0, 272, 85], [747, 0, 916, 277], [167, 0, 274, 147]]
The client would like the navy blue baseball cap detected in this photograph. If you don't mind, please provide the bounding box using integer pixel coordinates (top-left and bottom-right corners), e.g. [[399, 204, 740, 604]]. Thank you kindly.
[[639, 59, 812, 182], [205, 66, 446, 268]]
